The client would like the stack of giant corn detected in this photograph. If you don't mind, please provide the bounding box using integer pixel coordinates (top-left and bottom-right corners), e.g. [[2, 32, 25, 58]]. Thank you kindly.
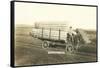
[[32, 28, 68, 41]]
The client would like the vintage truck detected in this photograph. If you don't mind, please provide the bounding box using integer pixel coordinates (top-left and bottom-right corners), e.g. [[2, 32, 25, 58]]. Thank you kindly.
[[29, 27, 91, 54]]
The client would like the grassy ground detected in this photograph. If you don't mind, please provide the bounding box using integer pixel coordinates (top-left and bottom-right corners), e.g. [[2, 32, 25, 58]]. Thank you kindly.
[[15, 26, 97, 66]]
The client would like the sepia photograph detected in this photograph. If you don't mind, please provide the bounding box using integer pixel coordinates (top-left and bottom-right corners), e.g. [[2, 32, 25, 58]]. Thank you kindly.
[[11, 1, 98, 67]]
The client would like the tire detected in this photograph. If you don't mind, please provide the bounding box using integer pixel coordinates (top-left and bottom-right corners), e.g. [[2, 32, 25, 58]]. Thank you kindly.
[[42, 41, 49, 49], [65, 44, 74, 53]]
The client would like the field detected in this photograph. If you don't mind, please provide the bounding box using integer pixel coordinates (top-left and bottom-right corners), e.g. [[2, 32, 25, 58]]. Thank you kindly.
[[15, 25, 97, 66]]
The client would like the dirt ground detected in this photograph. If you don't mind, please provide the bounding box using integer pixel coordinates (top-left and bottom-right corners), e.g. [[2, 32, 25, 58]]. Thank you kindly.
[[15, 26, 97, 66]]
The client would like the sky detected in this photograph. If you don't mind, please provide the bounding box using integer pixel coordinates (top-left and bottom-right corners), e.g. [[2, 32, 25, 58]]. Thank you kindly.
[[15, 2, 97, 30]]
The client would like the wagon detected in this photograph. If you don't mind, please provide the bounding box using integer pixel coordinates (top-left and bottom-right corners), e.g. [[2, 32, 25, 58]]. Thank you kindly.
[[29, 28, 89, 53]]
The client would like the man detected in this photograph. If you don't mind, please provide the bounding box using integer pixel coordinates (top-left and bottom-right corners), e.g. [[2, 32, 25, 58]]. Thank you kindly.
[[67, 26, 77, 44], [68, 26, 77, 36]]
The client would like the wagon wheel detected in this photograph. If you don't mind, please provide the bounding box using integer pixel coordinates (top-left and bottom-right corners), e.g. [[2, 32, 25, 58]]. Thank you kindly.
[[42, 41, 49, 49], [65, 44, 74, 53]]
